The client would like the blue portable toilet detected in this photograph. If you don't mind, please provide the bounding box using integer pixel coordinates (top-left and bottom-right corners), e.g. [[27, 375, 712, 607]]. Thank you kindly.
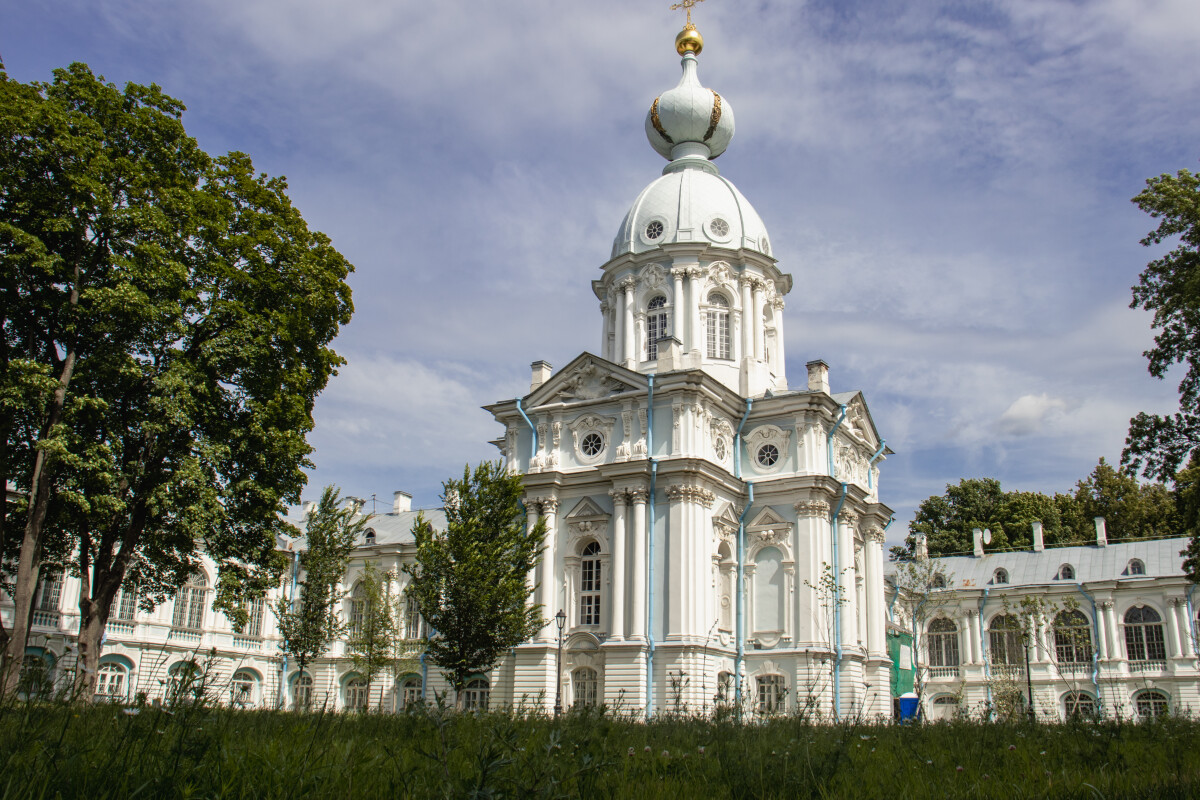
[[897, 692, 920, 723]]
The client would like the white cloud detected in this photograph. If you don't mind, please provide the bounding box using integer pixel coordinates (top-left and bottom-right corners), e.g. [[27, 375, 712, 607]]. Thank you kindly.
[[996, 393, 1068, 436]]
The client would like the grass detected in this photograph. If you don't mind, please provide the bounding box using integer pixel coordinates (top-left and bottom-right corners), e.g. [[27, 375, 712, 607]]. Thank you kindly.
[[1, 700, 1199, 799]]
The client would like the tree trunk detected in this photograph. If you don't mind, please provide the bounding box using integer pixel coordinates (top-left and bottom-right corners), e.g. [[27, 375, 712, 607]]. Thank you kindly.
[[73, 601, 108, 702]]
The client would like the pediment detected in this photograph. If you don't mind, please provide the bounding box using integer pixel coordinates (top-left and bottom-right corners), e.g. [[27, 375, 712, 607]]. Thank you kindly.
[[526, 353, 646, 407], [748, 506, 789, 530], [565, 497, 609, 521], [713, 502, 740, 529], [833, 392, 887, 453]]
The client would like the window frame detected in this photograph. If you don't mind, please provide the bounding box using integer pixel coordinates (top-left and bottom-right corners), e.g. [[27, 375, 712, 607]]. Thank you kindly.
[[927, 618, 960, 668], [756, 674, 786, 714], [1053, 609, 1093, 664], [572, 667, 599, 708], [988, 614, 1024, 667], [646, 295, 670, 360], [464, 678, 490, 711], [171, 571, 209, 632], [578, 541, 602, 627], [1123, 605, 1166, 662], [706, 293, 731, 360]]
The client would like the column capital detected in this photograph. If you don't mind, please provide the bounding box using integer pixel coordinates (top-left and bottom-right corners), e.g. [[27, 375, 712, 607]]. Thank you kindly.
[[1170, 596, 1186, 608], [608, 488, 629, 506], [1099, 600, 1114, 610], [627, 487, 650, 504], [838, 510, 859, 526], [670, 266, 689, 280], [664, 484, 715, 507], [793, 499, 830, 518], [686, 264, 707, 280], [539, 497, 560, 514], [617, 276, 637, 292], [866, 526, 886, 544]]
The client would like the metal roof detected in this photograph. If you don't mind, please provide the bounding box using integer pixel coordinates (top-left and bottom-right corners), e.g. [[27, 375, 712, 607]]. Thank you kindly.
[[887, 537, 1187, 589], [284, 508, 447, 551]]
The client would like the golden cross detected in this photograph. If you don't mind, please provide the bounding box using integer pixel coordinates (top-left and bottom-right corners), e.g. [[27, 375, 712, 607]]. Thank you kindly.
[[669, 0, 706, 28]]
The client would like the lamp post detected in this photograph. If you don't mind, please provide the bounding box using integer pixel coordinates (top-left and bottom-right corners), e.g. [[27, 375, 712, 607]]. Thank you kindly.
[[554, 609, 567, 718], [1023, 632, 1036, 723]]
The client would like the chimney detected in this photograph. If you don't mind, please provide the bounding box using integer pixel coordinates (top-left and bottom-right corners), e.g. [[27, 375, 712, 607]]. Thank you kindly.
[[343, 496, 364, 516], [972, 527, 991, 558], [915, 533, 928, 561], [1032, 521, 1044, 552], [530, 360, 553, 391], [656, 336, 683, 371], [303, 501, 317, 517], [806, 360, 830, 394], [1094, 516, 1107, 547], [392, 490, 412, 514]]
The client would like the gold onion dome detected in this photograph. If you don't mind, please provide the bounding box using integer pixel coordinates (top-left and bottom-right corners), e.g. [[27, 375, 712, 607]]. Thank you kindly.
[[675, 23, 703, 55]]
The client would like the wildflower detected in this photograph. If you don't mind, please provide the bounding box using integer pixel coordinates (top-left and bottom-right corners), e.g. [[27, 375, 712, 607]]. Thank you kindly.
[[123, 709, 139, 716], [628, 747, 635, 757], [860, 735, 871, 741], [926, 760, 933, 765], [644, 746, 651, 753], [1009, 745, 1016, 751], [982, 774, 990, 780], [661, 750, 670, 759], [698, 746, 706, 755], [1040, 751, 1046, 756], [956, 766, 963, 773]]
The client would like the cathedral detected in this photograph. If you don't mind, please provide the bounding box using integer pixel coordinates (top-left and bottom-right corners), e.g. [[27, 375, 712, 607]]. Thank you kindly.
[[484, 19, 895, 717], [6, 18, 897, 718]]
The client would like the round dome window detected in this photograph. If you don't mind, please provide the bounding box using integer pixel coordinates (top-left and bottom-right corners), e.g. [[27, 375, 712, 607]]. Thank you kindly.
[[645, 221, 664, 240], [756, 443, 779, 468], [709, 218, 729, 238], [760, 235, 771, 256]]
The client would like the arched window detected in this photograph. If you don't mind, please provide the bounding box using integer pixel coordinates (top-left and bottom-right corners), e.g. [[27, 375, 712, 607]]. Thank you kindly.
[[1127, 559, 1146, 576], [715, 671, 734, 705], [230, 670, 258, 707], [988, 614, 1024, 667], [756, 674, 785, 714], [167, 661, 204, 705], [646, 295, 669, 359], [931, 695, 959, 721], [96, 662, 129, 702], [19, 652, 54, 700], [1136, 690, 1169, 719], [36, 570, 63, 612], [579, 542, 602, 626], [344, 675, 368, 711], [293, 672, 314, 711], [1054, 610, 1093, 664], [992, 568, 1009, 585], [931, 573, 947, 590], [1063, 691, 1096, 719], [1057, 564, 1075, 580], [706, 293, 731, 359], [573, 667, 598, 707], [1124, 605, 1166, 662], [364, 528, 376, 545], [464, 678, 489, 711], [171, 571, 208, 631], [398, 675, 422, 710], [927, 618, 960, 668], [349, 582, 367, 637]]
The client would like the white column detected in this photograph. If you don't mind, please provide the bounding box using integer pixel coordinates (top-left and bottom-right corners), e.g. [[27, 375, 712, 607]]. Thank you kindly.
[[752, 280, 764, 362], [1035, 614, 1050, 662], [600, 301, 611, 361], [527, 501, 542, 627], [613, 291, 625, 365], [1103, 601, 1119, 660], [666, 485, 686, 638], [966, 610, 979, 664], [771, 298, 786, 378], [609, 490, 627, 641], [672, 268, 687, 351], [1177, 599, 1195, 657], [837, 513, 858, 649], [629, 488, 648, 640], [1166, 598, 1182, 658], [863, 528, 885, 655], [784, 564, 796, 644], [539, 497, 559, 640], [739, 277, 753, 360], [688, 266, 703, 357], [622, 279, 636, 366], [1093, 605, 1108, 662]]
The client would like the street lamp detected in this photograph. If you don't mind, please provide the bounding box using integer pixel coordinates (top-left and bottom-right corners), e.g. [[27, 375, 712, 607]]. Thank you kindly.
[[1023, 632, 1036, 723], [554, 608, 567, 718]]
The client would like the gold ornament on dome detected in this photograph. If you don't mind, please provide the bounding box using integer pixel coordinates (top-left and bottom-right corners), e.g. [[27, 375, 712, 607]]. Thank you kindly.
[[670, 0, 706, 55]]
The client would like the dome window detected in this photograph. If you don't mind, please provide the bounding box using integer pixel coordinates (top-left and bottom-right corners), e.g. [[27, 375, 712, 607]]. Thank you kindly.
[[714, 436, 727, 461], [760, 235, 771, 255], [645, 220, 664, 240], [707, 217, 730, 240], [581, 432, 605, 457], [755, 443, 779, 467]]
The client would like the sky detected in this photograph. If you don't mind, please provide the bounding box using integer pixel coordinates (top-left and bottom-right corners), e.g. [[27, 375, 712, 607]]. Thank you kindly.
[[5, 0, 1198, 546]]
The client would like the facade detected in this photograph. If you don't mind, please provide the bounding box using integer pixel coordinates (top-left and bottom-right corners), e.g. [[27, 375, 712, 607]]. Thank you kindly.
[[4, 24, 896, 717], [893, 522, 1200, 722]]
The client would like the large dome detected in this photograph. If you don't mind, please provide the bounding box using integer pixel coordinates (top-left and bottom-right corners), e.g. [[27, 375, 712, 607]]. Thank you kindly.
[[611, 164, 772, 259]]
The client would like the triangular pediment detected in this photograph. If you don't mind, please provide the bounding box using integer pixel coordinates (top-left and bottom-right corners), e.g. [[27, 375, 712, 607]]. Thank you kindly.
[[832, 391, 889, 454], [565, 497, 609, 520], [525, 353, 646, 408], [748, 506, 790, 530], [713, 501, 740, 529]]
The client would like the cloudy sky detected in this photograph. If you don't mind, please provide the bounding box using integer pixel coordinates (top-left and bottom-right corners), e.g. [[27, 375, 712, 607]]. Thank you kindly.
[[6, 0, 1198, 544]]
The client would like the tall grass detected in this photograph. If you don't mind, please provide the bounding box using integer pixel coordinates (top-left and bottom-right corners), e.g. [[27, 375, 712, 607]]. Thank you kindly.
[[1, 699, 1197, 798]]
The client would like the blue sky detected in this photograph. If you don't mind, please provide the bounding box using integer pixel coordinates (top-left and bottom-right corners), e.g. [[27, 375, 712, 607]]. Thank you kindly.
[[5, 0, 1198, 544]]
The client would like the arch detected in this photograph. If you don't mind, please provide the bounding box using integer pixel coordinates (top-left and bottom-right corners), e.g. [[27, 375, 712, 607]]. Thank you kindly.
[[171, 570, 209, 631], [755, 674, 786, 714], [396, 673, 423, 710], [348, 581, 367, 637], [991, 568, 1009, 586], [230, 668, 261, 708], [1057, 563, 1075, 581], [1053, 610, 1093, 664], [1123, 604, 1165, 662], [646, 294, 670, 360], [98, 653, 135, 671], [572, 666, 599, 708], [1127, 559, 1146, 576], [715, 670, 734, 705], [95, 661, 129, 702], [291, 670, 315, 711], [931, 573, 948, 590], [1135, 689, 1169, 719], [342, 672, 369, 711], [1062, 691, 1096, 719], [929, 695, 960, 721], [167, 660, 205, 705], [706, 292, 731, 359]]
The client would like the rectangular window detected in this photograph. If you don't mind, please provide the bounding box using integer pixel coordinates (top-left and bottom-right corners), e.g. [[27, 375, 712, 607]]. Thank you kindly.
[[113, 587, 138, 622], [580, 559, 601, 626], [37, 572, 62, 612], [246, 597, 264, 638], [404, 595, 423, 640], [707, 311, 730, 359]]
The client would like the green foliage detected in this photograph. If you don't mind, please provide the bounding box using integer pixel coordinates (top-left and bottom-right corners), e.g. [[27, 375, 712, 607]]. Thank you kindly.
[[272, 487, 364, 692], [0, 63, 354, 692], [346, 560, 400, 708], [4, 703, 1200, 798], [1124, 168, 1200, 483], [894, 460, 1180, 559], [404, 462, 544, 703]]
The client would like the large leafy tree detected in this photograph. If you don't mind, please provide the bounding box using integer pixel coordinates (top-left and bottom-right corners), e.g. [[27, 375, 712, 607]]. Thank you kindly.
[[0, 64, 354, 697], [404, 462, 544, 709], [272, 487, 363, 710]]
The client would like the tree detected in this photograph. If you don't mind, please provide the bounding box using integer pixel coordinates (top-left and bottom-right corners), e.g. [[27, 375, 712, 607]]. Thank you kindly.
[[890, 555, 956, 716], [1124, 168, 1200, 484], [404, 462, 544, 709], [272, 487, 363, 710], [1069, 458, 1179, 542], [0, 64, 354, 698], [346, 559, 399, 711]]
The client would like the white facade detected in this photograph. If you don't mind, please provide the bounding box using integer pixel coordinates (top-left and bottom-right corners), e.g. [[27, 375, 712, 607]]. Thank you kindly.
[[893, 529, 1200, 722]]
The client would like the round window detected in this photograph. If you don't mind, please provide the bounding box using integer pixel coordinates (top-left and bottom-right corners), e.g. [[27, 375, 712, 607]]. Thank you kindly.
[[645, 220, 664, 240], [714, 437, 727, 461], [710, 218, 729, 238], [581, 432, 605, 457], [756, 443, 779, 467], [760, 235, 771, 255]]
